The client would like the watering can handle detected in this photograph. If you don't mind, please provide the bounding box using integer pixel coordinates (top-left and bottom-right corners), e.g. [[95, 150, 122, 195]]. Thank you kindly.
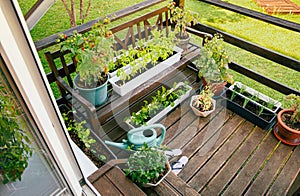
[[128, 124, 166, 145]]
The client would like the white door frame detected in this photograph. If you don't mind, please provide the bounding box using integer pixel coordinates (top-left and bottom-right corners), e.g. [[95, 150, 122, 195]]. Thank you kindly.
[[0, 1, 87, 195]]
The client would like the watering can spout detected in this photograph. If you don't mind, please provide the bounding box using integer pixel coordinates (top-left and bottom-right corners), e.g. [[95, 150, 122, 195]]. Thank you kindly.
[[105, 140, 128, 150]]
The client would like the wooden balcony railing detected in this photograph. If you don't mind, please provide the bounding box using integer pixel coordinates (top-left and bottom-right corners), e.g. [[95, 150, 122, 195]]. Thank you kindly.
[[34, 0, 299, 195]]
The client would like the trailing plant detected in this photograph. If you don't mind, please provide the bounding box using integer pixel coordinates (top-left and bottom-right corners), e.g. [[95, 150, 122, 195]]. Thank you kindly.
[[62, 111, 96, 148], [0, 83, 32, 184], [282, 94, 300, 124], [195, 33, 234, 84], [168, 1, 199, 39], [128, 82, 190, 127], [124, 144, 168, 187], [192, 86, 214, 111]]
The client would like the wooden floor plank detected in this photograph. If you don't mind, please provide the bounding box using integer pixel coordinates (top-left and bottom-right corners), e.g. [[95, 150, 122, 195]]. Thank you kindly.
[[177, 105, 232, 159], [166, 101, 229, 151], [143, 180, 180, 196], [267, 146, 300, 196], [92, 175, 122, 195], [163, 103, 198, 146], [105, 167, 146, 195], [244, 141, 294, 195], [186, 120, 256, 192], [178, 114, 244, 183], [165, 172, 200, 195], [221, 130, 277, 195]]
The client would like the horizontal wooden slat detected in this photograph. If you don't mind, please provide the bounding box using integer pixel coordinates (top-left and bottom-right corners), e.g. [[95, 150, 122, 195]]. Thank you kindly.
[[35, 0, 166, 50]]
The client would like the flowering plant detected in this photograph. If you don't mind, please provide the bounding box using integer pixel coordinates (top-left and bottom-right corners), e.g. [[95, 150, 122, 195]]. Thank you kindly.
[[192, 85, 214, 111], [168, 2, 198, 39], [195, 34, 234, 84], [58, 19, 115, 88]]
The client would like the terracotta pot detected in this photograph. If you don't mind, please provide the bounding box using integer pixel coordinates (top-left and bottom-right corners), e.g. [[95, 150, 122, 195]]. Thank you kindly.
[[274, 109, 300, 146], [201, 77, 227, 96]]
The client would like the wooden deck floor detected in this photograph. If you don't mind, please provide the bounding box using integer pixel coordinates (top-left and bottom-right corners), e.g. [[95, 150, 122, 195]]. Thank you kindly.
[[254, 0, 300, 14], [93, 43, 299, 195]]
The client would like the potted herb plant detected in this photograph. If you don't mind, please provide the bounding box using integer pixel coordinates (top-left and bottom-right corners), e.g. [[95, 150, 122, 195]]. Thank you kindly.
[[274, 94, 300, 146], [190, 86, 216, 117], [59, 19, 115, 106], [195, 33, 234, 96], [124, 144, 171, 187], [168, 1, 199, 50]]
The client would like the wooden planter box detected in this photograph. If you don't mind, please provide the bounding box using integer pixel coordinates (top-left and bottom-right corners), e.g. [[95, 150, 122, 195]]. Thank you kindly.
[[109, 46, 183, 96], [229, 82, 281, 113], [126, 82, 192, 128], [59, 104, 116, 168], [221, 88, 277, 130]]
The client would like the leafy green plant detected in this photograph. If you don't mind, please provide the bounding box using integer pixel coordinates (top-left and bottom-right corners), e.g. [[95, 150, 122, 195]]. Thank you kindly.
[[0, 83, 32, 184], [116, 28, 177, 84], [168, 2, 199, 39], [195, 33, 234, 84], [242, 97, 250, 108], [266, 100, 276, 110], [58, 20, 115, 88], [62, 111, 96, 148], [258, 105, 265, 116], [192, 86, 214, 111], [124, 144, 168, 187], [230, 89, 237, 101], [282, 94, 300, 124], [128, 83, 190, 127]]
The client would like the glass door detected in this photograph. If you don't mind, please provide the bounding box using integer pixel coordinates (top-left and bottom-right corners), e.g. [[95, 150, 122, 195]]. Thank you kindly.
[[0, 55, 70, 195]]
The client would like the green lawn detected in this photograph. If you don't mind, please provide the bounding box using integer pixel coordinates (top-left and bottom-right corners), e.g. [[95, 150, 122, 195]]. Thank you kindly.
[[186, 0, 300, 101], [18, 0, 300, 101]]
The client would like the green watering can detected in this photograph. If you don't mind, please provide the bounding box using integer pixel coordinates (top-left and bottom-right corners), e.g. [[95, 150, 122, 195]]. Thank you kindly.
[[105, 124, 166, 150]]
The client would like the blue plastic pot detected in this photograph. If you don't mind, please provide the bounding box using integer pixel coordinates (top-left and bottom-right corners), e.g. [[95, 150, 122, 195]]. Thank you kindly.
[[74, 74, 108, 106]]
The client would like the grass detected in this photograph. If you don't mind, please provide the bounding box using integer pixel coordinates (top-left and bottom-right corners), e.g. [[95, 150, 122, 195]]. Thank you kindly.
[[186, 0, 300, 101], [18, 0, 300, 102]]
